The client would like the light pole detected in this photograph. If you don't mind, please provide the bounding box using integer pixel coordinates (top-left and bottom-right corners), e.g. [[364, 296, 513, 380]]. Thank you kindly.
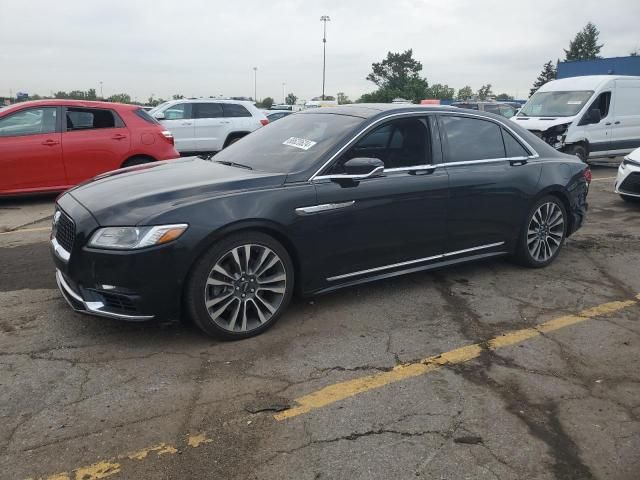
[[282, 82, 286, 104], [99, 81, 103, 99], [320, 15, 330, 101], [253, 67, 258, 103]]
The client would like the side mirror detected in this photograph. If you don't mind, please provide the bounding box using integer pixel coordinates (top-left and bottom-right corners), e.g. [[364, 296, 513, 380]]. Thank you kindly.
[[588, 108, 602, 124], [153, 113, 166, 121], [343, 157, 385, 176]]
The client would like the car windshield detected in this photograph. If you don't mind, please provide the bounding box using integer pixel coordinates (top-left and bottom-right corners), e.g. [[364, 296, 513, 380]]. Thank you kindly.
[[518, 90, 593, 117], [210, 113, 363, 174]]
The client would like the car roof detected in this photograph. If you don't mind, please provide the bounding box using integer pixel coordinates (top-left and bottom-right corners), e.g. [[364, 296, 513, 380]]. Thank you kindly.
[[297, 103, 460, 119], [0, 99, 138, 115], [169, 98, 255, 106]]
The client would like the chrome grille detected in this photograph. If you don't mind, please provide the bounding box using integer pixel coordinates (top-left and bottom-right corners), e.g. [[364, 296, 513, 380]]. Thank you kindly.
[[54, 209, 75, 253]]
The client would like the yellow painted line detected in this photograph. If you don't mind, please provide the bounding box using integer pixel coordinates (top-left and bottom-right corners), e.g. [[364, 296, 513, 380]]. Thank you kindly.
[[26, 433, 212, 480], [0, 226, 51, 235], [274, 297, 638, 421], [591, 176, 617, 181]]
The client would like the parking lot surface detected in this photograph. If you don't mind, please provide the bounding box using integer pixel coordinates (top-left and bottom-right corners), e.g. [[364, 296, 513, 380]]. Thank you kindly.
[[1, 166, 639, 480]]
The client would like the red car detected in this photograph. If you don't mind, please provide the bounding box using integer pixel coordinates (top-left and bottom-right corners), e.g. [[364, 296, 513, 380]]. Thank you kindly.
[[0, 100, 180, 196]]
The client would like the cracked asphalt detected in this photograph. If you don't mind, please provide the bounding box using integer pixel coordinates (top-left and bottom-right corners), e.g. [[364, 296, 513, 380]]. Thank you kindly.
[[1, 165, 639, 480]]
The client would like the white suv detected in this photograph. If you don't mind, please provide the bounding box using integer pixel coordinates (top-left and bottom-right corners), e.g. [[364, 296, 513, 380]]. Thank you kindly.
[[149, 99, 268, 154]]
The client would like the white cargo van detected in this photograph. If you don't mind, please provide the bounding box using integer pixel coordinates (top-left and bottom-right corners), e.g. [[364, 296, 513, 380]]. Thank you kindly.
[[512, 75, 640, 162]]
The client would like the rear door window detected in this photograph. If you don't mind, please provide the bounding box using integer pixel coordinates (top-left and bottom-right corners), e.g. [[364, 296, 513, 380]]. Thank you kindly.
[[194, 103, 224, 119], [66, 108, 120, 131], [440, 115, 506, 162], [223, 103, 252, 118], [0, 107, 57, 136]]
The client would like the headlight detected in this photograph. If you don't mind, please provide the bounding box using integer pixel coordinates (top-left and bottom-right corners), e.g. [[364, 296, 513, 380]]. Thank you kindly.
[[88, 224, 188, 250]]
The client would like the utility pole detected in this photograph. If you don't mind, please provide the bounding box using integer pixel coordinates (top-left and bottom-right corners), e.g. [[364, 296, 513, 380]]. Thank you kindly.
[[320, 15, 330, 101], [282, 82, 286, 104], [99, 81, 103, 99], [253, 67, 258, 103]]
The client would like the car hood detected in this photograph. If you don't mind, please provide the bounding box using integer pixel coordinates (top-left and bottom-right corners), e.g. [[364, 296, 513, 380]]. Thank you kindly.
[[510, 116, 576, 131], [68, 157, 287, 225]]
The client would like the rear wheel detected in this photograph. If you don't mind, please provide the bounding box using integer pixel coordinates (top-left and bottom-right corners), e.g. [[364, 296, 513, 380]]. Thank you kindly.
[[514, 195, 567, 268], [122, 155, 153, 168], [185, 232, 294, 339]]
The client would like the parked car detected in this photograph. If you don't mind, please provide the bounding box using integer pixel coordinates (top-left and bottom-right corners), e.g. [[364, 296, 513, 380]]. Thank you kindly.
[[149, 99, 268, 155], [512, 75, 640, 162], [0, 100, 179, 196], [451, 101, 517, 118], [266, 110, 293, 122], [615, 146, 640, 202], [51, 104, 590, 339]]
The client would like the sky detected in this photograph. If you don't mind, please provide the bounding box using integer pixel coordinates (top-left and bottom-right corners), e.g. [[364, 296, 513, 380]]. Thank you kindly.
[[1, 0, 639, 103]]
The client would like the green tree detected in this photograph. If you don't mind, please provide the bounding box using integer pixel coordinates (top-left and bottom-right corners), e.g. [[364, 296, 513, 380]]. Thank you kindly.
[[529, 60, 557, 97], [425, 83, 455, 100], [457, 86, 473, 100], [108, 93, 132, 104], [564, 22, 603, 61], [631, 50, 639, 57], [336, 92, 352, 104], [172, 94, 184, 100], [260, 97, 274, 109], [361, 49, 429, 103], [477, 84, 494, 100], [285, 93, 297, 105], [496, 93, 514, 101], [86, 88, 97, 100]]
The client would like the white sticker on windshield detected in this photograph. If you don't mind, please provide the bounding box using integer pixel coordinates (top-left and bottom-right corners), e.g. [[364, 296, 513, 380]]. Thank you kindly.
[[567, 101, 582, 104], [282, 137, 317, 150]]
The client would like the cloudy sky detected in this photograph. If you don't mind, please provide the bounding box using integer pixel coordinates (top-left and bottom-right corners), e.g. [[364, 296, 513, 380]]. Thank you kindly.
[[1, 0, 638, 102]]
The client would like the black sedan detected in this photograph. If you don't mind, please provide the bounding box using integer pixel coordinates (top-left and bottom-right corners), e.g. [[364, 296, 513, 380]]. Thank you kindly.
[[51, 105, 590, 339]]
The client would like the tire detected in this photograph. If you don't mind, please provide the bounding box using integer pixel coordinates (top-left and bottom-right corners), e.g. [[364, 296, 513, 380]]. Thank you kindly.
[[514, 195, 568, 268], [620, 194, 640, 204], [224, 133, 247, 148], [565, 144, 588, 163], [185, 231, 294, 340], [122, 156, 153, 168]]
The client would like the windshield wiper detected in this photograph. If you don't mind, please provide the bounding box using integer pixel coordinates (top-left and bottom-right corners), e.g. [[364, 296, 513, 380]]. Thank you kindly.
[[213, 160, 253, 170]]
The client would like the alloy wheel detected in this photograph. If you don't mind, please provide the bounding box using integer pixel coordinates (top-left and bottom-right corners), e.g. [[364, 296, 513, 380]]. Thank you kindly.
[[204, 244, 287, 333], [526, 202, 565, 262]]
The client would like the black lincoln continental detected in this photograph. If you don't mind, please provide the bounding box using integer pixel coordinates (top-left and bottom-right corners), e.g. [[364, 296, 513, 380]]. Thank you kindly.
[[51, 104, 590, 339]]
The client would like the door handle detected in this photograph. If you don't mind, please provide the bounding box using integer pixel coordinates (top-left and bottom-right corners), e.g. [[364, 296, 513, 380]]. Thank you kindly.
[[181, 122, 192, 126], [605, 122, 612, 126], [614, 121, 621, 125], [509, 158, 528, 166], [41, 139, 59, 146], [111, 134, 127, 140]]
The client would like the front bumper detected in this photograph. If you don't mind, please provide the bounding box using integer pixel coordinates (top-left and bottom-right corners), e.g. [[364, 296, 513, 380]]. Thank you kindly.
[[615, 160, 640, 198], [51, 193, 187, 322]]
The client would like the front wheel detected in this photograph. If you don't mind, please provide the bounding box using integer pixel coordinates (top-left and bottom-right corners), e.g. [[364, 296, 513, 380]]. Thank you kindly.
[[514, 196, 567, 268], [185, 232, 294, 339], [565, 144, 588, 163], [620, 194, 640, 204]]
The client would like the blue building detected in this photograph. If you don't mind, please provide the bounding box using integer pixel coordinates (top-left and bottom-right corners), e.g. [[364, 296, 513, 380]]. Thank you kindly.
[[557, 56, 640, 79]]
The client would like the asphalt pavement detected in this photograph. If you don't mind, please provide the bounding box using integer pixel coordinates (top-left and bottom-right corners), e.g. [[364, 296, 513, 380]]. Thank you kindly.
[[1, 165, 639, 480]]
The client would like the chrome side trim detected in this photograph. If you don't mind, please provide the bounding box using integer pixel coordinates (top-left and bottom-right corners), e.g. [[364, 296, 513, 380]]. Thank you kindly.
[[51, 238, 70, 262], [296, 201, 355, 215], [326, 242, 505, 282], [308, 110, 539, 181], [55, 269, 155, 321]]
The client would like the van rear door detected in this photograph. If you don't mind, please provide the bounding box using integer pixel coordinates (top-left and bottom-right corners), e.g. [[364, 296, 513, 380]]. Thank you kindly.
[[612, 79, 640, 154]]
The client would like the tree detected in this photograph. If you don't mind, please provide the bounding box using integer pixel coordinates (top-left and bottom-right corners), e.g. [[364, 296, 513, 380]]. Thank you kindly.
[[336, 92, 352, 104], [457, 85, 473, 100], [496, 93, 514, 101], [564, 22, 603, 61], [360, 49, 429, 103], [172, 94, 184, 100], [477, 84, 494, 100], [285, 93, 297, 105], [108, 93, 132, 104], [425, 83, 455, 100], [260, 97, 274, 109], [86, 88, 97, 100], [529, 60, 557, 97], [631, 50, 639, 57]]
